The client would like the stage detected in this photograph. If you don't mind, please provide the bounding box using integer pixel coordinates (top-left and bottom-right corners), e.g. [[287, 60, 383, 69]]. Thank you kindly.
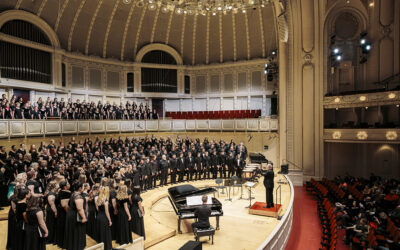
[[141, 172, 292, 250]]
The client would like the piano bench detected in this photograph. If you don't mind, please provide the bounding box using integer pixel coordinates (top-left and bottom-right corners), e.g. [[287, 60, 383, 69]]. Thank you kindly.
[[194, 226, 215, 244]]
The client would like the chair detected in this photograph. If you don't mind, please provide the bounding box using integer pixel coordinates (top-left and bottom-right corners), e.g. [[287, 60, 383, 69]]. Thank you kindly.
[[214, 178, 227, 197], [231, 176, 243, 197], [193, 226, 215, 244]]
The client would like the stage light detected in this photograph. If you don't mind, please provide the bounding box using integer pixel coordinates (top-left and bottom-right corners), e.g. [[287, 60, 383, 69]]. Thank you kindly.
[[365, 44, 371, 51], [271, 50, 277, 56], [336, 55, 342, 61], [397, 104, 400, 108], [242, 9, 246, 13], [333, 48, 340, 54], [360, 39, 366, 45], [365, 106, 368, 110]]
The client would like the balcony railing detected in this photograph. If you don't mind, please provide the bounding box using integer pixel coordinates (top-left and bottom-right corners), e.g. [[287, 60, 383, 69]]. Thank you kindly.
[[0, 118, 278, 138]]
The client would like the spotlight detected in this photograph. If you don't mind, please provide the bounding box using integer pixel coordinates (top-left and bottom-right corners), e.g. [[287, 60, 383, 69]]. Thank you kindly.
[[336, 55, 342, 61], [271, 50, 277, 56], [360, 39, 366, 45], [264, 63, 269, 74], [333, 48, 340, 54], [242, 9, 246, 13], [365, 44, 371, 51]]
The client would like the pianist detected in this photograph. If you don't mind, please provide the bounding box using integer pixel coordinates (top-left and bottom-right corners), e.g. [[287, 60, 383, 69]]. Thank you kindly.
[[191, 195, 212, 231]]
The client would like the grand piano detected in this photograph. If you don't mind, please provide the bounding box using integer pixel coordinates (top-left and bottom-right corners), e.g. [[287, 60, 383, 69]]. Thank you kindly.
[[167, 184, 223, 234], [249, 152, 268, 164]]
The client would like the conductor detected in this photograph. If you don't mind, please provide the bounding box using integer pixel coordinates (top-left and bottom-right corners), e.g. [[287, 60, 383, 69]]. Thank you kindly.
[[260, 164, 275, 208], [191, 195, 211, 230]]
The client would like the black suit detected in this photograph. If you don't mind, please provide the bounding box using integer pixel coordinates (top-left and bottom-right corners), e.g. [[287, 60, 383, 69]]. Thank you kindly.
[[234, 158, 245, 178], [169, 158, 178, 184], [191, 204, 211, 230], [177, 157, 185, 182], [261, 169, 275, 207]]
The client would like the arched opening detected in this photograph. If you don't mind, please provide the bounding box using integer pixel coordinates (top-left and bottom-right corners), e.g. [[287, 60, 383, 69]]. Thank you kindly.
[[0, 19, 52, 83], [141, 49, 177, 93]]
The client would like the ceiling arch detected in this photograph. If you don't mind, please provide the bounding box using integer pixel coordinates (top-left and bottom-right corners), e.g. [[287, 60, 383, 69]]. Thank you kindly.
[[0, 0, 277, 65]]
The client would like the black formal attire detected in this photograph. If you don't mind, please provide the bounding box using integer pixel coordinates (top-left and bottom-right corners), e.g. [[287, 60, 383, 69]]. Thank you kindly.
[[150, 160, 159, 188], [64, 192, 86, 250], [203, 155, 211, 179], [218, 154, 227, 178], [186, 156, 194, 181], [234, 158, 245, 178], [55, 190, 70, 249], [6, 197, 17, 250], [159, 159, 169, 186], [109, 189, 118, 241], [87, 198, 97, 240], [131, 195, 145, 239], [177, 157, 185, 182], [169, 158, 178, 184], [24, 208, 45, 250], [261, 169, 275, 207], [45, 191, 57, 244], [144, 163, 152, 190], [210, 154, 219, 179], [14, 202, 27, 250], [194, 157, 202, 180], [191, 204, 211, 230], [227, 156, 235, 178], [96, 204, 112, 250], [116, 198, 132, 245]]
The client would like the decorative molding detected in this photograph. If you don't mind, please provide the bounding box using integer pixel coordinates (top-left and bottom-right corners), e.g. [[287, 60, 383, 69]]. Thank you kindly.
[[324, 129, 400, 142], [180, 14, 187, 57], [244, 12, 250, 60], [232, 13, 237, 61], [15, 0, 24, 9], [120, 1, 136, 60], [135, 43, 183, 65], [165, 11, 174, 45], [133, 4, 148, 60], [54, 0, 70, 32], [68, 0, 87, 52], [219, 13, 223, 63], [192, 14, 197, 65], [303, 53, 313, 64], [206, 14, 210, 64], [258, 7, 266, 58], [85, 0, 104, 55], [0, 10, 60, 48], [37, 0, 49, 17], [150, 5, 160, 44], [323, 91, 400, 109], [103, 0, 121, 58]]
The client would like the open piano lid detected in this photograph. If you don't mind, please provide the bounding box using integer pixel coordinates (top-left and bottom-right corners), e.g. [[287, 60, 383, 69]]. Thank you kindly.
[[168, 185, 216, 202]]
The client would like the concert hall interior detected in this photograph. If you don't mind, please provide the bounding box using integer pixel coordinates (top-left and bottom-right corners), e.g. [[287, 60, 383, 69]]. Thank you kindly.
[[0, 0, 399, 250]]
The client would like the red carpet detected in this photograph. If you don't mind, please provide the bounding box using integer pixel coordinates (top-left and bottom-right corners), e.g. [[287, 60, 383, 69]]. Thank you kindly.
[[285, 187, 350, 250], [285, 187, 323, 250]]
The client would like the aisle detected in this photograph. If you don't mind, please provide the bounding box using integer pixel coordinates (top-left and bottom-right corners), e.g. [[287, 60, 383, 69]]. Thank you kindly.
[[285, 187, 322, 250]]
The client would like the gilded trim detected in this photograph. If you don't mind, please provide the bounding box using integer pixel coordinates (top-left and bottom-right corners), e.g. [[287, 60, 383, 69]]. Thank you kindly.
[[192, 14, 197, 65], [54, 0, 70, 32], [85, 0, 104, 55], [150, 5, 160, 43], [120, 1, 136, 60], [165, 11, 173, 44], [68, 0, 87, 51], [133, 4, 148, 60], [103, 0, 121, 58]]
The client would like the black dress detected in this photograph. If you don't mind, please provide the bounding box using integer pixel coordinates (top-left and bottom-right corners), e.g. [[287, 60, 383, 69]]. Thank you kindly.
[[45, 191, 57, 244], [109, 189, 117, 241], [15, 202, 27, 250], [64, 192, 87, 250], [95, 204, 112, 250], [87, 198, 97, 240], [116, 198, 132, 245], [6, 197, 17, 250], [24, 208, 45, 250], [131, 195, 145, 239], [55, 190, 70, 248]]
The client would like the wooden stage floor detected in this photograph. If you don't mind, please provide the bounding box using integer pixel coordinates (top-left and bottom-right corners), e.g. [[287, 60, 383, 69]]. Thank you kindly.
[[142, 172, 291, 250]]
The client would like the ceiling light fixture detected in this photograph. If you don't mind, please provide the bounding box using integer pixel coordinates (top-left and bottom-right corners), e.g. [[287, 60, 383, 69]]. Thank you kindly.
[[135, 0, 271, 15]]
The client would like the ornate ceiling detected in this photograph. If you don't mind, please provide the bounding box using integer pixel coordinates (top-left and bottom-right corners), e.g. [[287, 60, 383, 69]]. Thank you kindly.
[[0, 0, 277, 65]]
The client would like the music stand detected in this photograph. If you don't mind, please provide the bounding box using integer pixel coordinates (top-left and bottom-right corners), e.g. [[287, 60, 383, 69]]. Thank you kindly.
[[224, 179, 233, 202], [245, 182, 256, 208]]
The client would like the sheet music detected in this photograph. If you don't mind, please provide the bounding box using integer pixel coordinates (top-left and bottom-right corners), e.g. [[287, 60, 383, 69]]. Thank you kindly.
[[245, 181, 256, 187], [186, 195, 213, 206]]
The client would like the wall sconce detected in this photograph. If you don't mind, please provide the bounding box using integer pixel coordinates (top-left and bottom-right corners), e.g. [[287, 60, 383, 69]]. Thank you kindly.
[[359, 96, 366, 101], [388, 93, 396, 99], [357, 131, 368, 140], [386, 131, 398, 140], [332, 131, 342, 139], [334, 97, 340, 103]]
